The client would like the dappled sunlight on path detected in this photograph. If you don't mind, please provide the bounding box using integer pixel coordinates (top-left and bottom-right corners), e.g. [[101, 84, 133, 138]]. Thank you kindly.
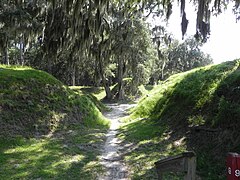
[[99, 104, 136, 180]]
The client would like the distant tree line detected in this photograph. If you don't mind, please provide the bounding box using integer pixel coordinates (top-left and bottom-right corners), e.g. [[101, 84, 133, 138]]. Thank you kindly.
[[0, 0, 224, 100]]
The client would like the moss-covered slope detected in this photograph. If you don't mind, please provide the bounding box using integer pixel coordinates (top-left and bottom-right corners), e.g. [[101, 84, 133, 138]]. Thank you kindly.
[[0, 65, 109, 137]]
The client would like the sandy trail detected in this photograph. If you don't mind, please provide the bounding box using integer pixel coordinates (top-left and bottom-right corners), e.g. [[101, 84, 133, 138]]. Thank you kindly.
[[99, 103, 135, 180]]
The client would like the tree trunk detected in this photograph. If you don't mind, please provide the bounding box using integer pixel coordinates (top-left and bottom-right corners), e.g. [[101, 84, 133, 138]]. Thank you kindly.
[[1, 34, 9, 65], [19, 36, 24, 66], [6, 48, 9, 65], [131, 54, 138, 95], [72, 63, 76, 86], [46, 54, 55, 74], [2, 47, 9, 65], [102, 75, 112, 100], [97, 52, 112, 100], [15, 41, 19, 65], [131, 77, 138, 95], [94, 60, 101, 87], [161, 60, 166, 80], [1, 50, 4, 64], [117, 57, 124, 100]]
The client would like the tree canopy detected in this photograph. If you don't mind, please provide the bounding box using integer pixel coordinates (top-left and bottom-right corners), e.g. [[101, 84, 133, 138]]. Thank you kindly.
[[0, 0, 235, 99]]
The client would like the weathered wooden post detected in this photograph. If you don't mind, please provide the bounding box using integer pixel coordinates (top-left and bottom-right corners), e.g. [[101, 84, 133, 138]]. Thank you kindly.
[[154, 151, 196, 180]]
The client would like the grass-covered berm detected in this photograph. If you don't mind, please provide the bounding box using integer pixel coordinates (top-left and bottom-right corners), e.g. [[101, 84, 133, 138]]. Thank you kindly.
[[0, 65, 109, 179], [119, 60, 240, 179]]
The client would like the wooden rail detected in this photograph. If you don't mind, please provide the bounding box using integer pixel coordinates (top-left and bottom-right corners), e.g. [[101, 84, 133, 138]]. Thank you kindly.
[[154, 151, 196, 180]]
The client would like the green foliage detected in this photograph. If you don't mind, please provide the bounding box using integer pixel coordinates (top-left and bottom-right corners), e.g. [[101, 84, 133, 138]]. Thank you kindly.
[[69, 86, 108, 111], [106, 15, 157, 99], [151, 36, 213, 83], [188, 115, 205, 126], [119, 59, 240, 179], [0, 0, 238, 90], [0, 65, 109, 137]]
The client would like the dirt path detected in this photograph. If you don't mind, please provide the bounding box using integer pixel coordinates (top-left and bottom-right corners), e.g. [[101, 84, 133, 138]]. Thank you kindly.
[[99, 104, 136, 180]]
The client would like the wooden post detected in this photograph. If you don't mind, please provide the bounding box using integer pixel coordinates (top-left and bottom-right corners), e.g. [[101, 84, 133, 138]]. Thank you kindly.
[[184, 152, 196, 180], [155, 151, 196, 180]]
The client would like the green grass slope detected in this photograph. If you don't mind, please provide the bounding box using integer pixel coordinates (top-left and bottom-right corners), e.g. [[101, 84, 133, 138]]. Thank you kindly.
[[119, 60, 240, 179], [0, 65, 109, 137], [0, 65, 109, 179]]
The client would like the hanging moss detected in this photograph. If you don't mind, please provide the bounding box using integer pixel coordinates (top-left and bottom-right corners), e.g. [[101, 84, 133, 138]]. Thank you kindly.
[[181, 12, 189, 39]]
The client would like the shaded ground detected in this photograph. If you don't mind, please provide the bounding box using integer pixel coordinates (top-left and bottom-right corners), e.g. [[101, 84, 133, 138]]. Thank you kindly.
[[0, 125, 108, 179], [99, 104, 136, 180], [118, 61, 240, 179]]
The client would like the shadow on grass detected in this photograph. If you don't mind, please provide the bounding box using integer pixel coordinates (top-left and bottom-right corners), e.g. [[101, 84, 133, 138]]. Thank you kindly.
[[0, 67, 111, 179], [119, 119, 187, 179], [152, 61, 240, 127], [79, 87, 104, 94], [0, 126, 107, 179], [0, 68, 82, 137], [119, 60, 240, 179], [0, 66, 110, 133], [144, 85, 154, 92], [154, 61, 240, 179]]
